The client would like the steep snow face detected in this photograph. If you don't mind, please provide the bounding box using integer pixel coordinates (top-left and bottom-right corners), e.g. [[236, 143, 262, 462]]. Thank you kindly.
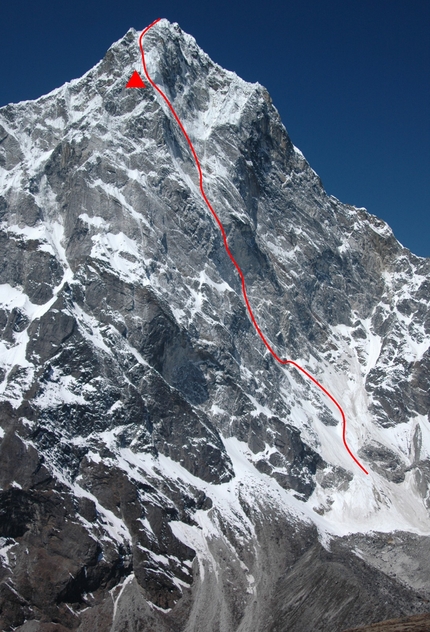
[[0, 18, 429, 631]]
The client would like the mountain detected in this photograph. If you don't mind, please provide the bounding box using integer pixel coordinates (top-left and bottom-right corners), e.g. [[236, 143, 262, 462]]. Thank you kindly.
[[0, 18, 429, 632]]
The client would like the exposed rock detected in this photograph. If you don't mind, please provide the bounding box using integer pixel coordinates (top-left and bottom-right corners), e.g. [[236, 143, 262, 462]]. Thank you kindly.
[[342, 612, 430, 631]]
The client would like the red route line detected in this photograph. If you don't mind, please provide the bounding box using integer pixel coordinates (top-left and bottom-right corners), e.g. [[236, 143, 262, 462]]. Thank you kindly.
[[138, 18, 369, 476]]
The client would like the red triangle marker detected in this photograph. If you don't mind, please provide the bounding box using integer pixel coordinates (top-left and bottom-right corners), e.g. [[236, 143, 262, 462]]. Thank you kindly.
[[126, 70, 146, 88]]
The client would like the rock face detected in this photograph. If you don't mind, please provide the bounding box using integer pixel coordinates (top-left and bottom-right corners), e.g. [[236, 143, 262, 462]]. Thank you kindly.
[[0, 18, 429, 632]]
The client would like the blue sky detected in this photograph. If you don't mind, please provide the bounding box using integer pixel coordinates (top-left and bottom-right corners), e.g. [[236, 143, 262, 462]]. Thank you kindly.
[[1, 0, 429, 257]]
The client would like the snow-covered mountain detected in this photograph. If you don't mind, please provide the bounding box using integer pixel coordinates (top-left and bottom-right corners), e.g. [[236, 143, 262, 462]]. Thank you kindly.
[[0, 18, 429, 631]]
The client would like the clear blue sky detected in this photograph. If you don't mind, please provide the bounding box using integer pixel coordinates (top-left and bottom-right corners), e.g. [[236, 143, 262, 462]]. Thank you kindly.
[[1, 0, 429, 257]]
